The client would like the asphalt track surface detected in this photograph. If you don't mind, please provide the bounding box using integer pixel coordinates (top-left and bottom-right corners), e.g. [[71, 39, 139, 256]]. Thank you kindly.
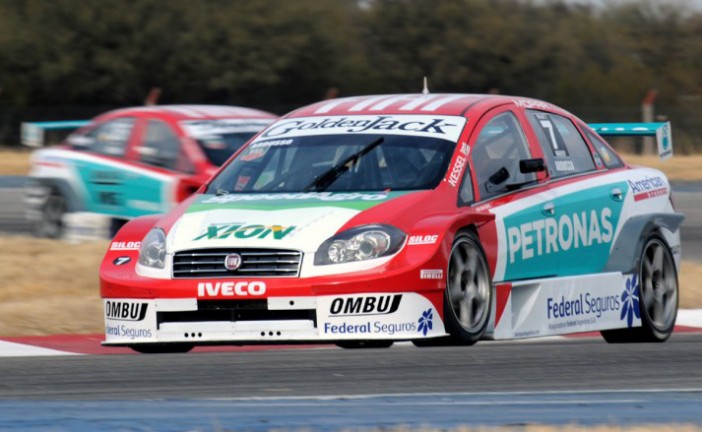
[[1, 176, 702, 430], [0, 335, 702, 430]]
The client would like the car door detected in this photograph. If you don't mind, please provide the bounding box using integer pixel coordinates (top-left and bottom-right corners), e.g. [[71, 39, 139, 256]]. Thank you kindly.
[[74, 117, 137, 217], [467, 107, 558, 283], [524, 110, 628, 277], [122, 118, 193, 217]]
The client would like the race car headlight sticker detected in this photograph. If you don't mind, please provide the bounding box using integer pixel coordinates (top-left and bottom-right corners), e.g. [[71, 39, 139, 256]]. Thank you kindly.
[[314, 224, 405, 265], [138, 228, 167, 269]]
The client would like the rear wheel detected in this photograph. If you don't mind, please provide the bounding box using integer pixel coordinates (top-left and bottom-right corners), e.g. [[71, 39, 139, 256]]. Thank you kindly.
[[442, 231, 492, 345], [37, 191, 66, 238], [129, 343, 194, 354], [602, 235, 678, 343]]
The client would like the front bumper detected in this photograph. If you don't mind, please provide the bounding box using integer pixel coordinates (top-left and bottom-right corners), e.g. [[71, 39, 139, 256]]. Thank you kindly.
[[102, 291, 446, 346]]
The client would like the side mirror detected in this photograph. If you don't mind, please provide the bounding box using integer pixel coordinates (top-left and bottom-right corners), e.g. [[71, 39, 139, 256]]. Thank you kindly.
[[519, 158, 546, 174]]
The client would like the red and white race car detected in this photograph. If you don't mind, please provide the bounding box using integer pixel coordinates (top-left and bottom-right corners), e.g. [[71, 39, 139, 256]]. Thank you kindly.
[[100, 94, 682, 353], [27, 105, 276, 238]]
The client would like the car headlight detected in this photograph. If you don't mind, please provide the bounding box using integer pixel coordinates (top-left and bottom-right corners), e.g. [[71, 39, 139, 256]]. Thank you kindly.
[[314, 224, 405, 265], [138, 228, 167, 269]]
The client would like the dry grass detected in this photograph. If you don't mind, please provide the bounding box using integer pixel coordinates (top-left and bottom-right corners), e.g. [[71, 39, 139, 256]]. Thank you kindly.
[[0, 147, 32, 176], [0, 235, 700, 337], [621, 153, 702, 182], [0, 236, 109, 336]]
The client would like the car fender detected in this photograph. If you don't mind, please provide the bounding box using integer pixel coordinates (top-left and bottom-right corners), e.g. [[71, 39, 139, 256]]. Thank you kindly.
[[25, 176, 84, 213], [604, 212, 684, 274]]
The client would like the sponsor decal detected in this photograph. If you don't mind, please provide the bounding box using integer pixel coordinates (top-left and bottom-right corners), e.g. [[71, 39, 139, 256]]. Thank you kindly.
[[513, 99, 553, 110], [250, 139, 293, 149], [628, 176, 667, 202], [554, 160, 575, 172], [447, 142, 470, 187], [417, 309, 433, 336], [323, 321, 417, 336], [90, 170, 122, 185], [621, 274, 641, 328], [318, 293, 443, 338], [197, 281, 266, 297], [546, 293, 620, 320], [105, 301, 148, 321], [502, 183, 628, 280], [328, 295, 402, 317], [258, 115, 465, 142], [420, 269, 443, 280], [180, 119, 271, 138], [105, 324, 153, 340], [224, 253, 242, 270], [507, 208, 615, 264], [113, 256, 131, 266], [193, 224, 296, 241], [241, 148, 267, 161], [110, 241, 141, 251], [408, 234, 438, 245]]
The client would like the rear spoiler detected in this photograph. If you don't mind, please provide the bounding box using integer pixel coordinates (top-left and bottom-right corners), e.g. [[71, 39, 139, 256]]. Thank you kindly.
[[21, 120, 90, 147], [588, 122, 673, 161]]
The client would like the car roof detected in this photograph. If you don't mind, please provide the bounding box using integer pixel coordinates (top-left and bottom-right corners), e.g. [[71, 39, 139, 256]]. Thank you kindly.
[[287, 94, 567, 118], [98, 105, 277, 121]]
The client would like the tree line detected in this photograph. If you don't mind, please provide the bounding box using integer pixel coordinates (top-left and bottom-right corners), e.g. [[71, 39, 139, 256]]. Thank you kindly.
[[1, 0, 701, 150]]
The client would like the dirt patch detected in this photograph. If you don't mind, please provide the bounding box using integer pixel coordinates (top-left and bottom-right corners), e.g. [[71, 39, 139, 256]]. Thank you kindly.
[[0, 235, 699, 337]]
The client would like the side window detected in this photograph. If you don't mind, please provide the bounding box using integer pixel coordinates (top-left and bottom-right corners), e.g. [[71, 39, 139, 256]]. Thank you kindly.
[[527, 111, 595, 178], [582, 127, 624, 169], [140, 120, 182, 171], [471, 112, 534, 201], [84, 118, 135, 157]]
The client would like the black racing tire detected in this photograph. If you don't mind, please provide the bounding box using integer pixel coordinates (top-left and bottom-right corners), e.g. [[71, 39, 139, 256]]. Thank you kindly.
[[412, 336, 456, 347], [442, 230, 492, 346], [36, 190, 67, 239], [335, 340, 394, 349], [129, 343, 195, 354], [602, 235, 678, 343]]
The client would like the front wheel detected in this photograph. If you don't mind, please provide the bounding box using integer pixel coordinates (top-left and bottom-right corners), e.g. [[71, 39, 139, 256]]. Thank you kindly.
[[442, 231, 492, 345], [602, 235, 678, 343]]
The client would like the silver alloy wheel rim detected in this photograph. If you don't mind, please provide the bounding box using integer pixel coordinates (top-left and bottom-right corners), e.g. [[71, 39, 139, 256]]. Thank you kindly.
[[640, 239, 677, 330], [43, 195, 65, 238], [447, 238, 490, 334]]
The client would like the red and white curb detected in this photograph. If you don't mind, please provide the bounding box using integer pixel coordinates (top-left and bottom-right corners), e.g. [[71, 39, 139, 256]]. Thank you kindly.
[[2, 309, 702, 357]]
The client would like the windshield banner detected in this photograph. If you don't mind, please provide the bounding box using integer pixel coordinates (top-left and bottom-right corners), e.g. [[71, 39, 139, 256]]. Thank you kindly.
[[181, 119, 273, 138], [257, 115, 466, 142]]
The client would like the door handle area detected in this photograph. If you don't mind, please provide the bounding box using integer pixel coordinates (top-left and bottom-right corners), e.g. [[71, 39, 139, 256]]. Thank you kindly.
[[610, 187, 624, 201], [541, 203, 555, 216]]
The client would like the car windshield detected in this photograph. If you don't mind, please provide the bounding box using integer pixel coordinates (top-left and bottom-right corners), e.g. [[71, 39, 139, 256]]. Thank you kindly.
[[207, 134, 455, 194], [180, 119, 273, 166]]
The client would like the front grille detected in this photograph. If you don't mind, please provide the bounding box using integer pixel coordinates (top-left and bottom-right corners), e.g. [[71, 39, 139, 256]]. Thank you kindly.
[[157, 300, 315, 326], [173, 248, 302, 278]]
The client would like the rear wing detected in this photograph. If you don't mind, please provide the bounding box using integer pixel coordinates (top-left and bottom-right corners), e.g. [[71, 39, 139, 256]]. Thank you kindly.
[[588, 122, 672, 161], [21, 120, 90, 147]]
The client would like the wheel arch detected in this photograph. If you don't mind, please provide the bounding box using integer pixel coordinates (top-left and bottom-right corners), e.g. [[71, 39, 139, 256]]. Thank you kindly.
[[27, 177, 85, 213], [604, 212, 684, 274]]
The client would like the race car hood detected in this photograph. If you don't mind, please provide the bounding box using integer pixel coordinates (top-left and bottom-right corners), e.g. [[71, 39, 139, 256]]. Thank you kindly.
[[167, 191, 418, 253]]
